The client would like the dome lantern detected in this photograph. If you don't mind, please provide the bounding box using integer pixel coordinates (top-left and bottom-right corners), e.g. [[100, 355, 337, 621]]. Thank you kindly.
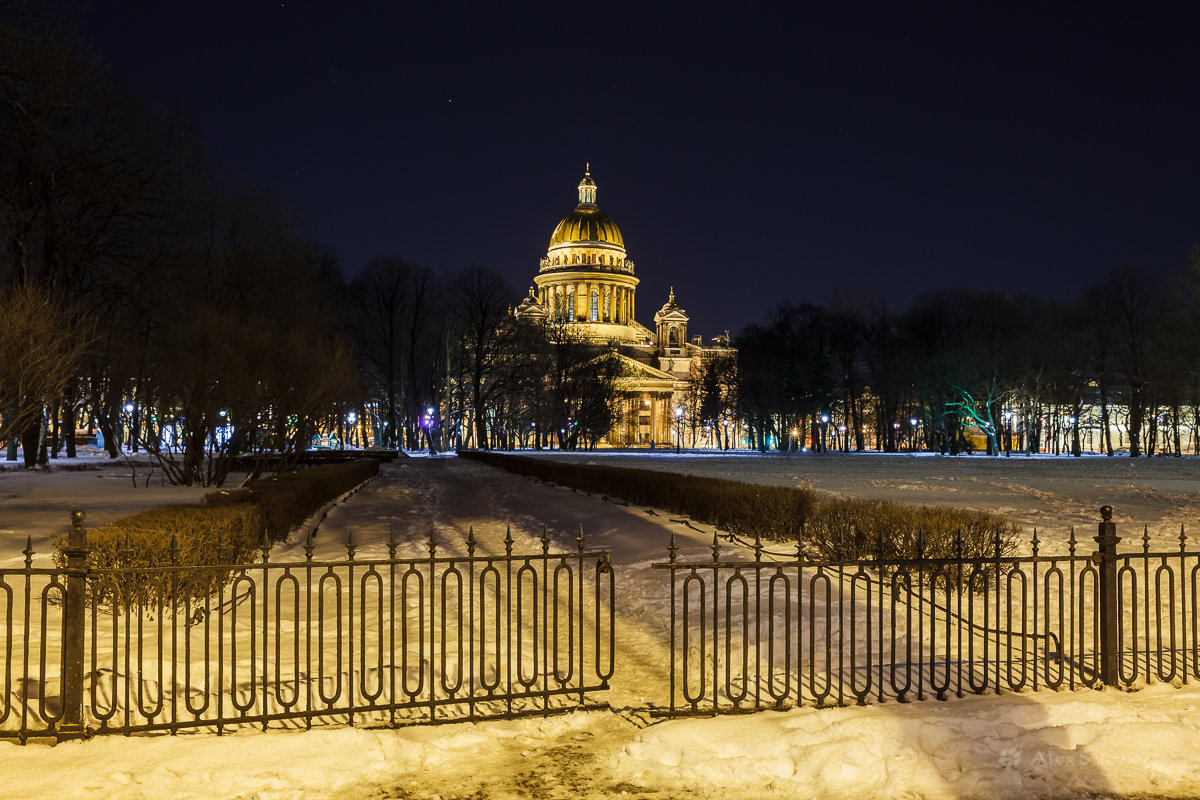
[[578, 163, 597, 205]]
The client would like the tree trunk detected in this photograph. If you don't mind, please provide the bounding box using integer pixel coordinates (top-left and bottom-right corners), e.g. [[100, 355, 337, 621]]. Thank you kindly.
[[21, 419, 40, 468], [1128, 389, 1143, 457], [1099, 386, 1114, 456]]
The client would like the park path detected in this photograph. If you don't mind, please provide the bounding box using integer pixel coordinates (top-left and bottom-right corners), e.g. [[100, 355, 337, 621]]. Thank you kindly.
[[274, 455, 730, 714]]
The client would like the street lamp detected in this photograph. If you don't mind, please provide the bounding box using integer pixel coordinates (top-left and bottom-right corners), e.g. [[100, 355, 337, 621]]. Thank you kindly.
[[674, 405, 684, 453], [910, 417, 918, 451], [820, 414, 829, 453], [422, 407, 435, 454], [122, 402, 136, 451]]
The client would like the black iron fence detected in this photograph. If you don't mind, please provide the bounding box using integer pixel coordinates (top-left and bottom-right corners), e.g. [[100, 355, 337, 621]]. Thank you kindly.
[[1, 513, 614, 743], [7, 504, 1197, 737], [653, 506, 1200, 716]]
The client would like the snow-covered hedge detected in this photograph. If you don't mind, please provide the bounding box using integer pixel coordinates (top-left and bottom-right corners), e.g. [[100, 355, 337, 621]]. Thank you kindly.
[[202, 459, 380, 542], [53, 460, 380, 609], [460, 450, 811, 541], [459, 451, 1019, 563], [52, 503, 265, 610], [802, 497, 1021, 563]]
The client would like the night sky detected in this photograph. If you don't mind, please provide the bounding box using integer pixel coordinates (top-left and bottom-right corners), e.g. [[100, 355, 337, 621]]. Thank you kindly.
[[79, 2, 1200, 339]]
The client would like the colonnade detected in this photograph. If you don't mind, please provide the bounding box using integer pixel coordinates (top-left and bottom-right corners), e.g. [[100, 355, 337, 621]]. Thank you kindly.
[[540, 282, 635, 324]]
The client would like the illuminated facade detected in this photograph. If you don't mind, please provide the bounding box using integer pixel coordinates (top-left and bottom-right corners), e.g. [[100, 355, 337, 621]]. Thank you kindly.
[[516, 168, 737, 447]]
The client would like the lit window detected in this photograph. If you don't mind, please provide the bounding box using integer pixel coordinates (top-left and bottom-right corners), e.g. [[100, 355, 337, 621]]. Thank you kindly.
[[590, 291, 599, 321]]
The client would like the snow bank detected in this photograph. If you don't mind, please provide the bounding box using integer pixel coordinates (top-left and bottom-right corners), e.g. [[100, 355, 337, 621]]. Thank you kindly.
[[619, 683, 1200, 799]]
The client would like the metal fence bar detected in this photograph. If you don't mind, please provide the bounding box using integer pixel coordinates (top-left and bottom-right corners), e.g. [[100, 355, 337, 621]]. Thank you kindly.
[[0, 513, 613, 743], [653, 506, 1200, 717]]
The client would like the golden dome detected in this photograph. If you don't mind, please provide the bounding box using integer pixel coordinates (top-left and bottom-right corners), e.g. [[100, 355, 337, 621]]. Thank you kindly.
[[548, 206, 625, 248], [547, 167, 626, 250]]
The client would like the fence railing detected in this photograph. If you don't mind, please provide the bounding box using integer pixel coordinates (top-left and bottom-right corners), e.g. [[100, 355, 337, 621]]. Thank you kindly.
[[1, 513, 615, 743], [653, 505, 1199, 716]]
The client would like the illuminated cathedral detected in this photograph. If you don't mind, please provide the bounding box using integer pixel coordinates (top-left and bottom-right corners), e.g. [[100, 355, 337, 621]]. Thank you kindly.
[[515, 167, 735, 447]]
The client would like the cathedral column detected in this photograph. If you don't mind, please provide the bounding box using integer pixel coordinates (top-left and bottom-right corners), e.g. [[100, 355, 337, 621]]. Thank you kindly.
[[649, 394, 657, 444]]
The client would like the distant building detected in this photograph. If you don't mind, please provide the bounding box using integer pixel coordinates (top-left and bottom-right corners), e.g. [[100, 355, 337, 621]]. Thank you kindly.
[[516, 168, 737, 447]]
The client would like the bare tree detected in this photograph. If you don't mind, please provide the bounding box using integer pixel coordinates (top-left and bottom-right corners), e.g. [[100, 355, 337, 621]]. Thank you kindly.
[[449, 267, 517, 449], [1087, 266, 1163, 457], [0, 283, 90, 463]]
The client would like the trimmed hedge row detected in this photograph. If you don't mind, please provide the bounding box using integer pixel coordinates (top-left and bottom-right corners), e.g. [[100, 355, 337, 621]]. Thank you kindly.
[[459, 451, 1020, 562], [55, 459, 380, 609], [203, 459, 380, 542], [460, 450, 812, 542]]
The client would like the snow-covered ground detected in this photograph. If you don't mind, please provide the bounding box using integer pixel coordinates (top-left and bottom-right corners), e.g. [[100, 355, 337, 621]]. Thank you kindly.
[[3, 451, 1200, 799]]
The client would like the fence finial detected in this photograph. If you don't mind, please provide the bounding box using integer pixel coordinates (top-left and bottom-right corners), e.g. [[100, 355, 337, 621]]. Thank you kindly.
[[1181, 523, 1188, 553], [541, 523, 550, 554], [427, 525, 437, 558], [260, 528, 270, 563], [754, 532, 763, 562], [1031, 527, 1040, 558], [387, 523, 397, 558], [467, 526, 476, 557], [668, 531, 679, 563], [1068, 526, 1077, 557], [506, 524, 515, 556], [304, 528, 315, 561], [346, 528, 356, 561], [710, 531, 720, 563], [23, 535, 34, 569], [576, 523, 584, 553], [1142, 525, 1151, 554]]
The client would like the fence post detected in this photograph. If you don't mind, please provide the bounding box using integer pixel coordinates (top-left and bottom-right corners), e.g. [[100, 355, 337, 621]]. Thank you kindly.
[[1095, 505, 1121, 687], [59, 509, 88, 739]]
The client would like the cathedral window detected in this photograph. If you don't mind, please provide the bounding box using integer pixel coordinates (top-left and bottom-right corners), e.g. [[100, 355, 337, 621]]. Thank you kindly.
[[590, 291, 599, 322]]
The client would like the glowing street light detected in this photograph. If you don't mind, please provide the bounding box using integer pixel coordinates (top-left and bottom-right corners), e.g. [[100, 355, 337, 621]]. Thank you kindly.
[[422, 407, 436, 454], [674, 405, 684, 453]]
